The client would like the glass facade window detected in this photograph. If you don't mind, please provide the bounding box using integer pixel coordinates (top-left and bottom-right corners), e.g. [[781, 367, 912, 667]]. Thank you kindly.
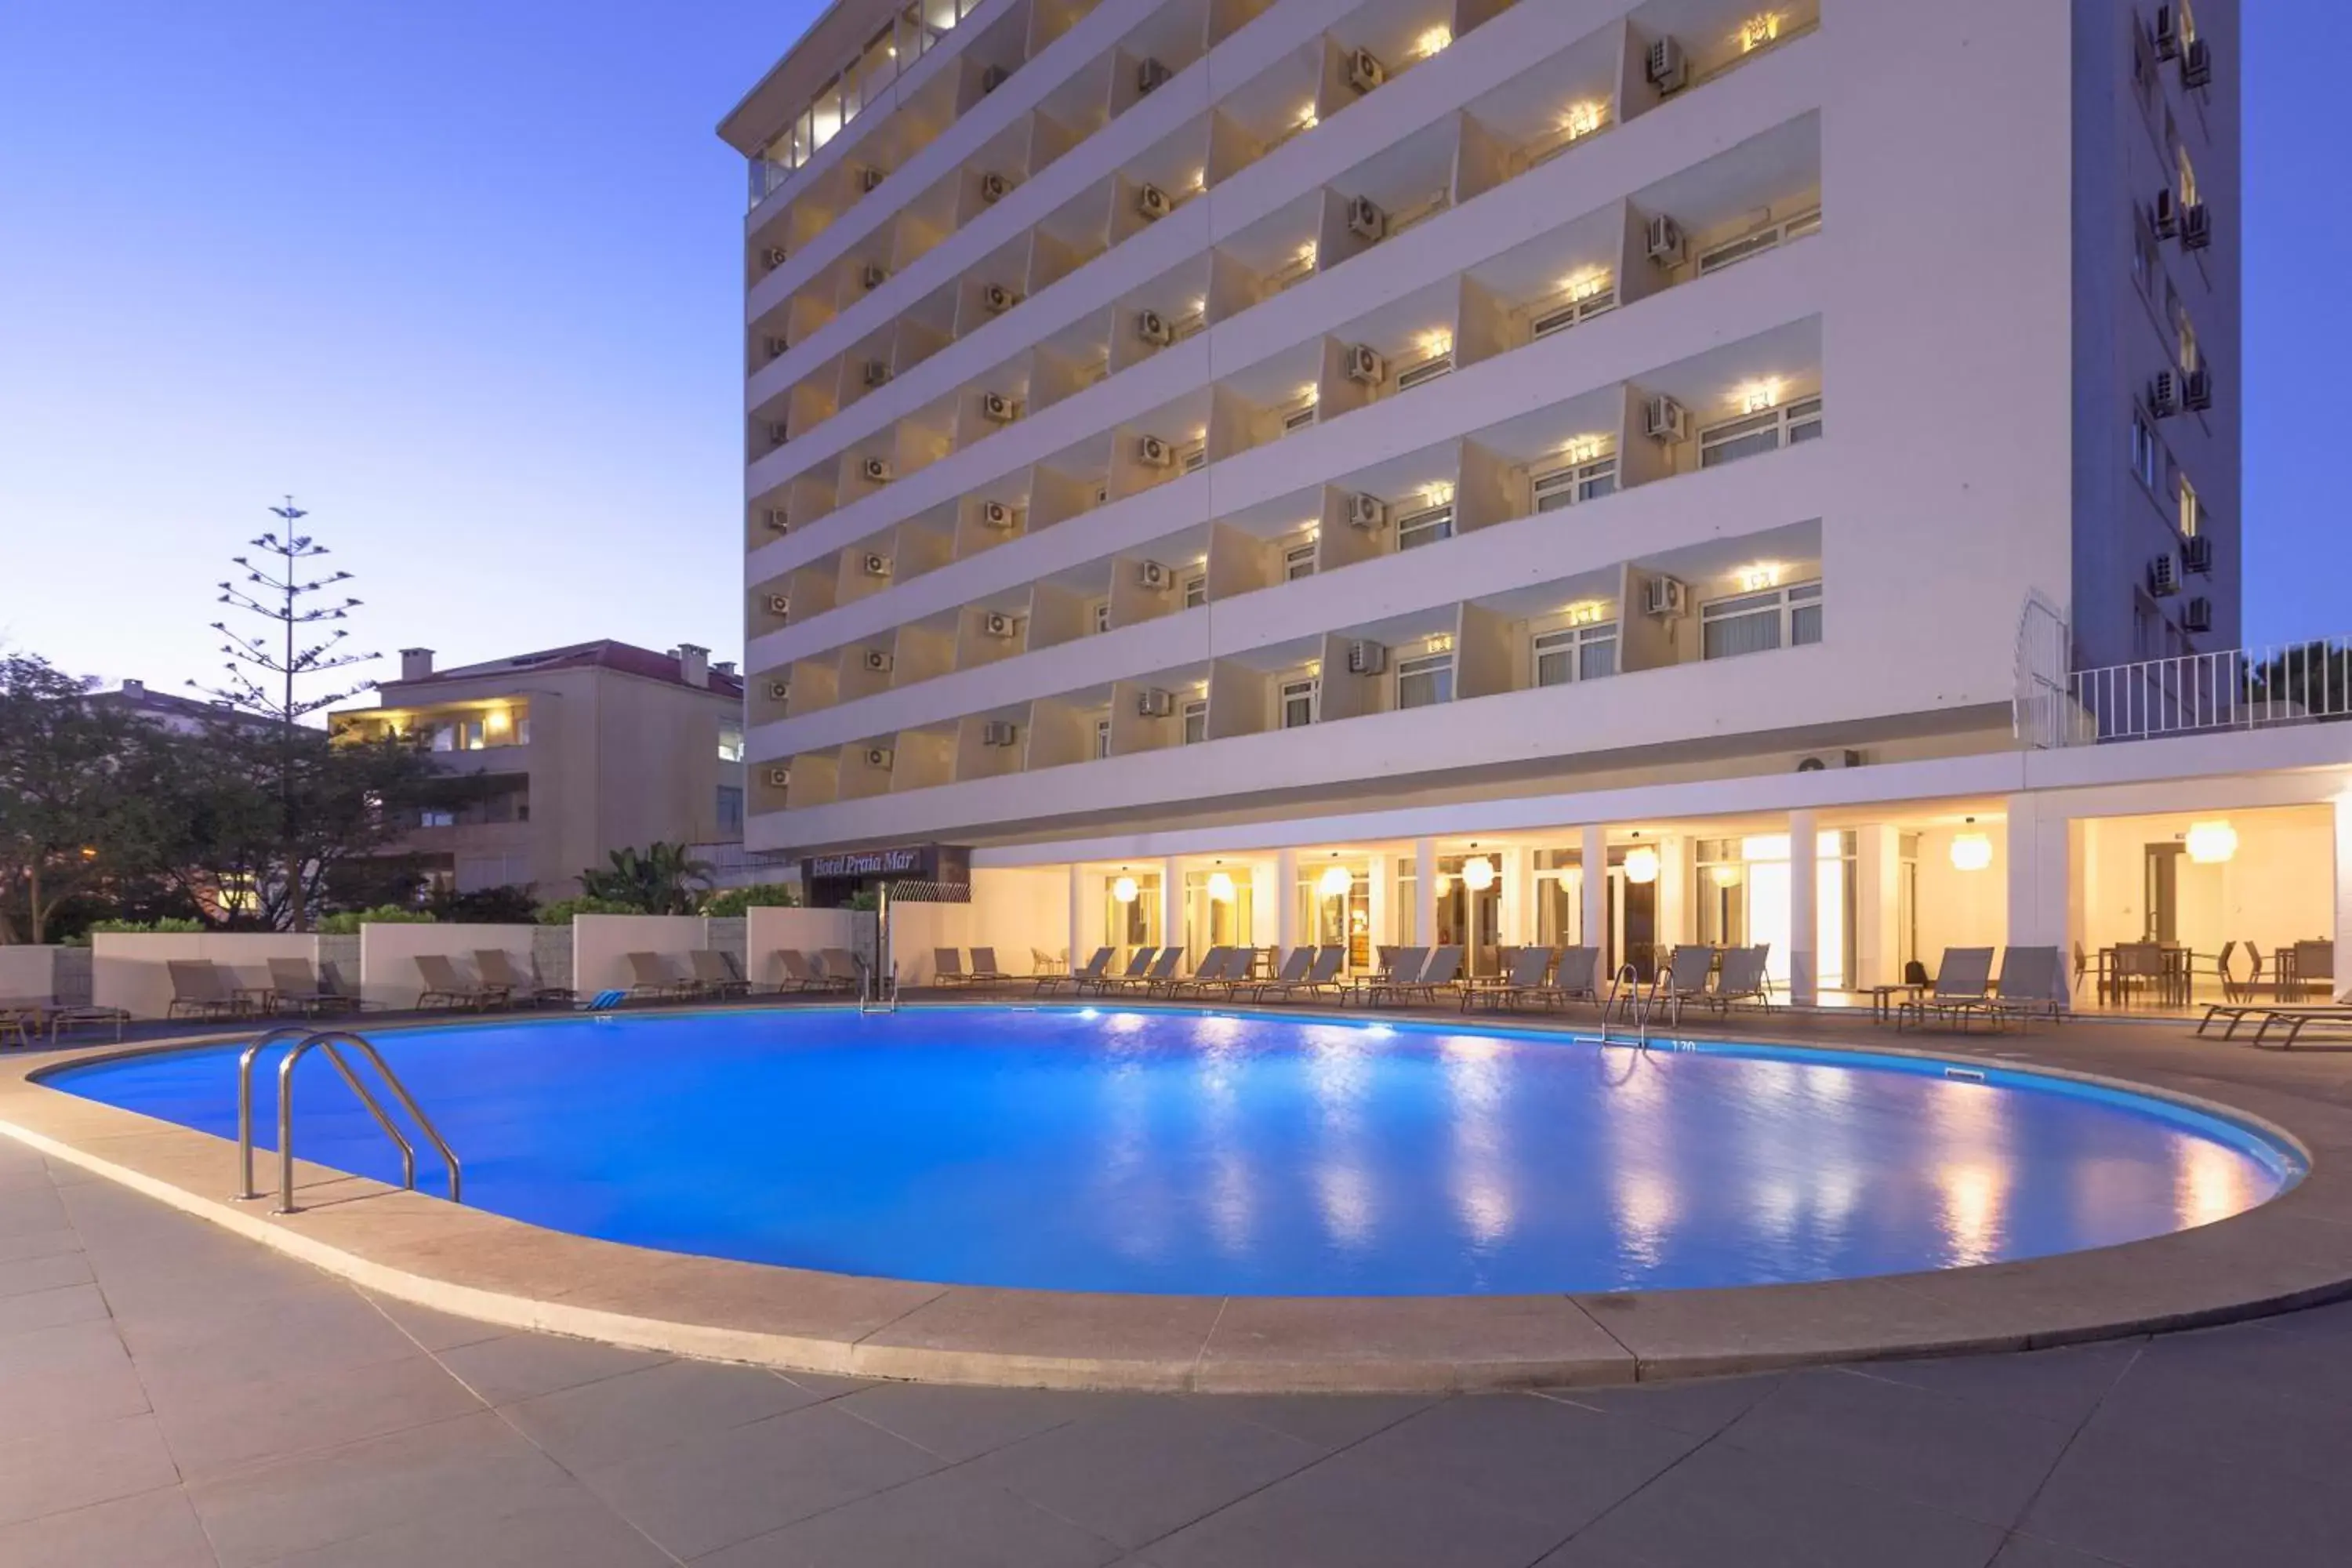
[[1284, 543, 1317, 580], [1396, 652, 1454, 710], [1395, 503, 1455, 551], [1701, 583, 1823, 659], [717, 721, 746, 762], [1534, 623, 1618, 686], [1181, 699, 1207, 744], [1532, 456, 1617, 512], [1695, 831, 1858, 989], [1699, 396, 1824, 468], [1279, 677, 1319, 729], [716, 784, 744, 836]]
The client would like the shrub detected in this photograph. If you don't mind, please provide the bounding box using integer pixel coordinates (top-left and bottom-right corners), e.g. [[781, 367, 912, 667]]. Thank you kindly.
[[317, 905, 437, 935], [702, 883, 801, 917], [72, 916, 205, 945], [536, 895, 646, 925]]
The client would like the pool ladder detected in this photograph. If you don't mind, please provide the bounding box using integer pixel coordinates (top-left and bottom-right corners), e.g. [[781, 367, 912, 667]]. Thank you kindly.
[[1596, 963, 1671, 1048], [232, 1027, 463, 1215]]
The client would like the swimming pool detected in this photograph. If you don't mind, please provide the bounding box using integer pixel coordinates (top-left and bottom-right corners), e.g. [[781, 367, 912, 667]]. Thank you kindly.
[[42, 1007, 2303, 1297]]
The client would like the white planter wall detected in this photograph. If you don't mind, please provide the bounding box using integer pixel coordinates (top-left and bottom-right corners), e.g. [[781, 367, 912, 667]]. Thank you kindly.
[[357, 923, 544, 1012], [571, 915, 710, 998]]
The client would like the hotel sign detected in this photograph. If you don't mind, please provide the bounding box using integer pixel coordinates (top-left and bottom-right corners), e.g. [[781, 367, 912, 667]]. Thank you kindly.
[[803, 842, 968, 881]]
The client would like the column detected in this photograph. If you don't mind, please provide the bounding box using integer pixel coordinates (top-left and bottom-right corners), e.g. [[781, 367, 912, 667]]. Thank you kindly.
[[1788, 808, 1819, 1007], [1657, 836, 1689, 951], [1160, 857, 1183, 966], [2005, 794, 2070, 949], [2336, 795, 2352, 1002], [1275, 847, 1300, 953], [1367, 853, 1392, 955], [1581, 823, 1608, 964], [1413, 838, 1438, 951], [1501, 846, 1536, 946], [1066, 862, 1087, 967], [1856, 824, 1901, 989]]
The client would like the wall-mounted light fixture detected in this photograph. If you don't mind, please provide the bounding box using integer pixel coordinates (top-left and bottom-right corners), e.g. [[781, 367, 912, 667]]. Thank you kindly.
[[1950, 818, 1993, 872]]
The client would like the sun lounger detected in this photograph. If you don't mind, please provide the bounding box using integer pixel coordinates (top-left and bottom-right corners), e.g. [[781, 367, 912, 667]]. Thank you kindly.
[[1898, 947, 1998, 1031], [414, 953, 510, 1011], [1704, 946, 1773, 1014], [1465, 946, 1553, 1012], [1548, 946, 1602, 1006], [165, 960, 260, 1020], [1249, 946, 1315, 999], [1345, 946, 1422, 1007], [765, 949, 837, 993], [816, 949, 866, 994], [1988, 946, 2065, 1026], [267, 956, 367, 1018], [1112, 947, 1185, 994], [624, 952, 699, 1000], [932, 949, 975, 987], [474, 949, 574, 1008], [1080, 947, 1156, 996], [1038, 947, 1113, 995], [1379, 946, 1462, 1006], [967, 947, 1012, 985], [1171, 947, 1257, 999], [688, 950, 751, 998]]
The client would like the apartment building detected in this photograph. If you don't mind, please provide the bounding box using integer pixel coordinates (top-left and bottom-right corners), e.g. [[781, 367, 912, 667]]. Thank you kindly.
[[331, 642, 749, 898], [720, 1, 2282, 1000]]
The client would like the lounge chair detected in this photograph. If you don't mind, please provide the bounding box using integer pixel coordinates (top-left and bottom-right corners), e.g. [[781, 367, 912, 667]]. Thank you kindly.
[[267, 956, 363, 1018], [1170, 948, 1254, 999], [1381, 946, 1462, 1006], [1346, 946, 1422, 1007], [1548, 946, 1602, 1007], [932, 948, 976, 986], [474, 949, 574, 1008], [2198, 985, 2352, 1047], [688, 949, 752, 999], [1258, 946, 1346, 1003], [1654, 947, 1718, 1026], [1111, 947, 1185, 995], [1154, 946, 1225, 997], [1465, 946, 1553, 1012], [1989, 946, 2066, 1026], [1038, 947, 1112, 995], [764, 949, 829, 993], [967, 947, 1012, 985], [624, 952, 699, 1000], [816, 949, 866, 994], [166, 960, 257, 1020], [1704, 946, 1773, 1014], [416, 953, 510, 1011], [1080, 947, 1156, 996], [1897, 947, 1998, 1032], [1250, 946, 1316, 999]]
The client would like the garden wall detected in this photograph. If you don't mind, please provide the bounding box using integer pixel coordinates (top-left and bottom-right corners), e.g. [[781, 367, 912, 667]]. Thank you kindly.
[[357, 923, 543, 1011]]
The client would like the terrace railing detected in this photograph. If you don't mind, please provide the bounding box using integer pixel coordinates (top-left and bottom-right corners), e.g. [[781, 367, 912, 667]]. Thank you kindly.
[[2020, 636, 2352, 748]]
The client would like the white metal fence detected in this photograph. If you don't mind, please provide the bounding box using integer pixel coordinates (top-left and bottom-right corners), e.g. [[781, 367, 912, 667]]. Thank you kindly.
[[2021, 638, 2352, 748]]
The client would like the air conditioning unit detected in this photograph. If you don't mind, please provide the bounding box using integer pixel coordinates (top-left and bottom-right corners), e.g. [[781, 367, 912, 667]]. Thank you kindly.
[[1135, 559, 1171, 591], [862, 552, 891, 577], [1345, 343, 1385, 385], [1346, 195, 1387, 241], [1793, 750, 1864, 772], [2183, 535, 2214, 575], [2183, 367, 2213, 411], [981, 720, 1018, 746], [765, 679, 790, 701], [1346, 46, 1385, 93], [2151, 188, 2179, 238], [980, 170, 1010, 202], [763, 335, 788, 361], [1644, 575, 1688, 617], [2151, 5, 2182, 60], [1642, 394, 1688, 442], [2148, 371, 2180, 419], [982, 282, 1016, 314], [979, 499, 1015, 529], [2181, 35, 2212, 89], [861, 455, 892, 483], [1346, 492, 1387, 530], [979, 63, 1008, 93], [1135, 182, 1171, 220], [857, 166, 884, 193], [1346, 639, 1388, 675], [980, 390, 1016, 423], [2183, 595, 2213, 633], [2180, 203, 2212, 251], [2147, 553, 2181, 597], [763, 508, 789, 533], [982, 611, 1018, 639], [1136, 434, 1174, 467], [1135, 308, 1172, 346], [860, 262, 889, 289], [1135, 687, 1175, 718], [764, 765, 791, 788], [862, 359, 891, 387], [1646, 36, 1688, 93], [862, 648, 895, 673], [1645, 213, 1685, 265], [763, 593, 791, 616], [760, 246, 788, 270], [1135, 57, 1171, 95], [864, 746, 895, 770]]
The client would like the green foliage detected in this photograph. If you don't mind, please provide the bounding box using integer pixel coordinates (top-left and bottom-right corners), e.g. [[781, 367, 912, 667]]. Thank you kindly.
[[536, 895, 646, 925], [577, 842, 713, 916], [701, 882, 800, 917], [317, 905, 436, 934], [0, 655, 156, 942], [427, 884, 539, 924], [845, 888, 880, 913], [76, 916, 206, 944]]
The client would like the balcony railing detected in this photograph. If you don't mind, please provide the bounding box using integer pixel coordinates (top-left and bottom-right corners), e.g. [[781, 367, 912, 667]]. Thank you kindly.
[[2024, 637, 2352, 748]]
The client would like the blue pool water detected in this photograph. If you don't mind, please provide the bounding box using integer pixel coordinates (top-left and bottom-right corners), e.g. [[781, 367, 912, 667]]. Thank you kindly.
[[43, 1007, 2302, 1296]]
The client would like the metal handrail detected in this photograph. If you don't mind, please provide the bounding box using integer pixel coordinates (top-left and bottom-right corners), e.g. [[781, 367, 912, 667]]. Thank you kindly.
[[234, 1029, 463, 1214]]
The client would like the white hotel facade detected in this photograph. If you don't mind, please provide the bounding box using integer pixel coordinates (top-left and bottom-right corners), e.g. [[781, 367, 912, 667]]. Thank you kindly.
[[720, 0, 2340, 1004]]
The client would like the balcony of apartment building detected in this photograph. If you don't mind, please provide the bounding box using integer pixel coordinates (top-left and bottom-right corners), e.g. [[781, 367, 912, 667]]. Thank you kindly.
[[331, 698, 538, 771]]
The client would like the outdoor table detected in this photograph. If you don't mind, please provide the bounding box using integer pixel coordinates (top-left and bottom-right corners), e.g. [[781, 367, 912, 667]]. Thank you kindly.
[[1867, 983, 1923, 1022]]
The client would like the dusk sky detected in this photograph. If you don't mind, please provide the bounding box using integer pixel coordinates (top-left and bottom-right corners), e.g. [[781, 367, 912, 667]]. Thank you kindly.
[[2, 1, 2343, 700]]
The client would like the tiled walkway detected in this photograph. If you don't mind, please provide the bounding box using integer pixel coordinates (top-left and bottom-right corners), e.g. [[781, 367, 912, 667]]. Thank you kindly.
[[4, 1134, 2350, 1566]]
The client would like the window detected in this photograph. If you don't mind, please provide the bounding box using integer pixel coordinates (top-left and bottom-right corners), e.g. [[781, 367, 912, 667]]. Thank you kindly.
[[2175, 302, 2199, 375], [717, 722, 745, 763], [1531, 456, 1618, 513], [1280, 401, 1318, 433], [1530, 288, 1617, 341], [1396, 353, 1454, 390], [2132, 213, 2160, 291], [2175, 142, 2199, 209], [716, 785, 744, 836], [1091, 599, 1110, 635], [1534, 622, 1618, 685], [1179, 441, 1208, 474], [429, 721, 456, 753], [1181, 699, 1207, 744], [1395, 503, 1455, 551], [1094, 717, 1113, 759], [1396, 651, 1454, 710], [1283, 543, 1317, 580], [1183, 573, 1207, 608], [419, 808, 456, 829], [1699, 396, 1822, 468], [2178, 472, 2201, 537], [1694, 207, 1822, 275], [1701, 582, 1824, 659], [2131, 409, 2161, 491], [1279, 677, 1319, 729]]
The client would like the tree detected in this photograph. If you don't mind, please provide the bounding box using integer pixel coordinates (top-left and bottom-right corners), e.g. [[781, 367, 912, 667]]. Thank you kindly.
[[190, 499, 379, 929], [578, 843, 713, 916], [0, 655, 150, 942]]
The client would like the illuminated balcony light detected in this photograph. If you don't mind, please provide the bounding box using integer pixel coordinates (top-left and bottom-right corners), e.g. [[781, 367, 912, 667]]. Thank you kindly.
[[1564, 268, 1611, 300], [1740, 12, 1782, 51], [1734, 562, 1783, 593], [1560, 100, 1606, 140], [1738, 379, 1783, 413], [1565, 601, 1610, 626], [1561, 434, 1609, 463], [1414, 25, 1453, 57]]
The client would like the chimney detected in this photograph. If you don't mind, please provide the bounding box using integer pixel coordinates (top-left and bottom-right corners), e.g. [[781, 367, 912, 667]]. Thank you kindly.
[[121, 678, 146, 698], [676, 643, 710, 689], [399, 648, 435, 681], [713, 660, 738, 677]]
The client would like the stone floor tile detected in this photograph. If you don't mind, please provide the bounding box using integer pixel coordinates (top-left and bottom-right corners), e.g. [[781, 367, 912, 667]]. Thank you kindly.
[[1714, 1367, 2077, 1527], [2024, 1417, 2352, 1568], [2127, 1317, 2352, 1407], [0, 1226, 81, 1264], [698, 1467, 1126, 1568], [1538, 1370, 1785, 1436], [0, 1279, 111, 1337], [1987, 1534, 2134, 1566], [1184, 1392, 1439, 1452], [1841, 1339, 2142, 1425], [150, 1349, 485, 1481], [1556, 1437, 2008, 1568], [575, 1401, 940, 1559], [499, 1357, 827, 1471], [117, 1287, 418, 1390], [0, 1185, 70, 1238], [246, 1491, 670, 1568], [434, 1331, 671, 1407], [832, 1381, 1106, 1462], [1345, 1392, 1699, 1530], [0, 1413, 183, 1529], [354, 1290, 507, 1352], [0, 1248, 92, 1300], [2085, 1351, 2352, 1486], [0, 1485, 215, 1568]]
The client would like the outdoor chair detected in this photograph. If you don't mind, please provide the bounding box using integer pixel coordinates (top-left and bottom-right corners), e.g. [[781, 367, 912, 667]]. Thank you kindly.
[[1112, 947, 1185, 994], [267, 956, 362, 1018], [2199, 984, 2352, 1045], [1038, 947, 1112, 995], [932, 949, 975, 987], [1250, 946, 1315, 998], [1168, 947, 1251, 999], [416, 953, 510, 1011], [1030, 946, 1066, 976], [1345, 946, 1421, 1007], [623, 952, 699, 1000], [1704, 946, 1774, 1014], [1465, 946, 1552, 1012], [1379, 945, 1462, 1007], [1548, 946, 1602, 1007], [474, 949, 573, 1008], [1079, 947, 1156, 996], [1257, 946, 1345, 1003], [165, 960, 257, 1020], [1158, 946, 1230, 997], [967, 947, 1012, 985], [816, 949, 866, 993], [688, 949, 751, 998], [1990, 946, 2067, 1025], [1897, 947, 1998, 1032], [1657, 947, 1719, 1027], [770, 949, 846, 993]]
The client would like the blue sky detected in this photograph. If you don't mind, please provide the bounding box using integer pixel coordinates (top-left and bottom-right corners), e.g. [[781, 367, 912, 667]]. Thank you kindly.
[[0, 2, 2342, 698]]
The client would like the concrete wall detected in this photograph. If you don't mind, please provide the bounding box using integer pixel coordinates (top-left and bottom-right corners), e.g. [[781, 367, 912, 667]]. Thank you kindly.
[[93, 933, 322, 1021], [0, 947, 61, 1005], [571, 914, 710, 997], [357, 923, 543, 1011], [743, 906, 864, 987]]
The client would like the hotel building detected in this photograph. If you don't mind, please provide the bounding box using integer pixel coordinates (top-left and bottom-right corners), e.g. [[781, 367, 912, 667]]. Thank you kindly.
[[721, 0, 2317, 1004]]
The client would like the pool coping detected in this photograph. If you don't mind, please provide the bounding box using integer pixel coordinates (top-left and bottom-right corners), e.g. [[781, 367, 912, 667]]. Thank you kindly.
[[9, 1004, 2352, 1393]]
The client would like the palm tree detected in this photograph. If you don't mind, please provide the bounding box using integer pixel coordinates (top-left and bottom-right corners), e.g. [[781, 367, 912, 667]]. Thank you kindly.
[[579, 842, 713, 915]]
